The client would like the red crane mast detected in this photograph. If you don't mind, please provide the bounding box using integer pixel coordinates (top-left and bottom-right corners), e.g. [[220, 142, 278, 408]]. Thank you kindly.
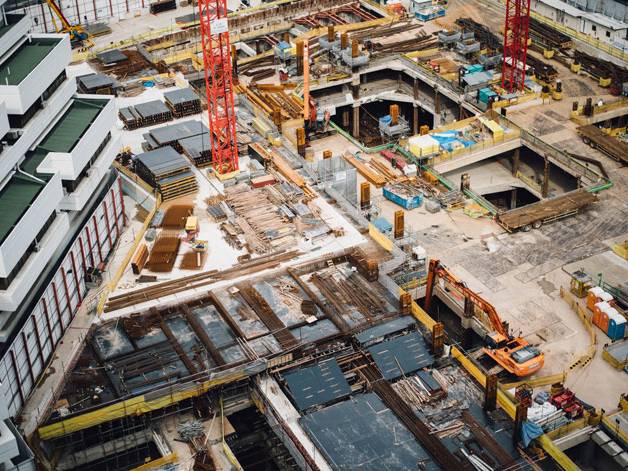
[[501, 0, 531, 92], [198, 0, 239, 174]]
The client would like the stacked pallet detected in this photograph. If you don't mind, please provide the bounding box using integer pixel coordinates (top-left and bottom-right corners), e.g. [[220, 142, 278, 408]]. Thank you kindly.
[[164, 88, 202, 118], [147, 231, 181, 272], [143, 120, 209, 153], [529, 18, 572, 50], [119, 100, 173, 130], [134, 146, 198, 201]]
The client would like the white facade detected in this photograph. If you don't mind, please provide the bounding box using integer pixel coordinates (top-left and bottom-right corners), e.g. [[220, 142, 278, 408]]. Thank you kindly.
[[533, 0, 628, 44], [0, 0, 124, 450]]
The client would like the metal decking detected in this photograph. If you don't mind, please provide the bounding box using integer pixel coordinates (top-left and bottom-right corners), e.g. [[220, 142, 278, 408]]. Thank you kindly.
[[283, 358, 351, 411]]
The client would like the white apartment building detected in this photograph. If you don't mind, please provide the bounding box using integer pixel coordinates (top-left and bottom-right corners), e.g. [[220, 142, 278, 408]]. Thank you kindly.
[[0, 0, 125, 453]]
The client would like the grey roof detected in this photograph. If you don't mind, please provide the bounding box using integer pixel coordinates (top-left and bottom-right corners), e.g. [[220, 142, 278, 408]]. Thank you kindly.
[[283, 358, 351, 411], [355, 316, 417, 345], [77, 73, 117, 90], [164, 87, 200, 105], [367, 331, 433, 381], [135, 100, 171, 118], [135, 146, 190, 176], [97, 49, 128, 64], [148, 120, 208, 145], [299, 393, 437, 470]]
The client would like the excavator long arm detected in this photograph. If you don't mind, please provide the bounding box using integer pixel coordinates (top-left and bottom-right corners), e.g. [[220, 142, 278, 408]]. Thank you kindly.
[[424, 259, 508, 337]]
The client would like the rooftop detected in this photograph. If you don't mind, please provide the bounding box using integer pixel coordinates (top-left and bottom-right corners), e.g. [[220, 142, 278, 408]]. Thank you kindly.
[[20, 98, 108, 176], [0, 37, 61, 85], [0, 14, 26, 40], [0, 174, 46, 244], [163, 87, 199, 105]]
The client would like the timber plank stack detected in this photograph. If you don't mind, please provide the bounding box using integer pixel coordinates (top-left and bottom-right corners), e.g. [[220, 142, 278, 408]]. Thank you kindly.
[[119, 100, 173, 130]]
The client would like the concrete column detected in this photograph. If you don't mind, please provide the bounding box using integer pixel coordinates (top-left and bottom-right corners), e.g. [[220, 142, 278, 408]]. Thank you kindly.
[[413, 79, 419, 101], [510, 188, 517, 209], [397, 72, 402, 91], [413, 105, 419, 135], [352, 106, 360, 138], [434, 87, 441, 116], [511, 147, 520, 176], [342, 110, 350, 128], [542, 154, 550, 198]]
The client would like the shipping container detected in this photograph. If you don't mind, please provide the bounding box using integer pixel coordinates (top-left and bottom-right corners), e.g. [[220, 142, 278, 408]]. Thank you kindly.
[[383, 187, 423, 210]]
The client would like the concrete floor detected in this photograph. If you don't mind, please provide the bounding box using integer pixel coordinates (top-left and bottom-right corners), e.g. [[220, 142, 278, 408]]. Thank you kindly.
[[74, 0, 628, 417]]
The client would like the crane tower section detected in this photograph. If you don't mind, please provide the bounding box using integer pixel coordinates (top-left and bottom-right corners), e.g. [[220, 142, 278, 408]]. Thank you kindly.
[[501, 0, 531, 92], [198, 0, 239, 173]]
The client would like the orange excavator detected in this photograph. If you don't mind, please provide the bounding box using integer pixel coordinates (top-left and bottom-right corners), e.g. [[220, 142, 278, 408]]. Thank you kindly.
[[425, 259, 544, 377]]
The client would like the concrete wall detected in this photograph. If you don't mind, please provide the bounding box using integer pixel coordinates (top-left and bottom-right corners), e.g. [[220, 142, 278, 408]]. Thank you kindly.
[[0, 174, 125, 417]]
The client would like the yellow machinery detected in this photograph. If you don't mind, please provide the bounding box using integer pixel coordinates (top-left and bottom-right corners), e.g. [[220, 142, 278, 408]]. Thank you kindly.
[[425, 259, 545, 377], [569, 270, 593, 298], [45, 0, 92, 48]]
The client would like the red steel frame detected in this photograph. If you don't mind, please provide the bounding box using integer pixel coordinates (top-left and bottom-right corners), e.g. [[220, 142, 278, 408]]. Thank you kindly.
[[198, 0, 239, 173], [501, 0, 531, 92]]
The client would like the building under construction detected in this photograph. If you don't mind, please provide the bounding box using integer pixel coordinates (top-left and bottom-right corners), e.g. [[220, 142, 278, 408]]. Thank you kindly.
[[1, 0, 627, 469]]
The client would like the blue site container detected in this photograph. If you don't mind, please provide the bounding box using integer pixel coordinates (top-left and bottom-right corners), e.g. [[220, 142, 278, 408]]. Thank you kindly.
[[383, 187, 423, 210], [415, 6, 445, 21], [607, 316, 626, 341], [372, 216, 392, 234]]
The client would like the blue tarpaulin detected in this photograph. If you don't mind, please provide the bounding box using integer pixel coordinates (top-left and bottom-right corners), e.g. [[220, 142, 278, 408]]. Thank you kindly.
[[521, 421, 544, 447], [431, 132, 475, 152]]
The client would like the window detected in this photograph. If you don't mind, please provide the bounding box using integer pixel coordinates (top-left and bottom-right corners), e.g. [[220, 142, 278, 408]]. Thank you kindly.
[[591, 25, 596, 32], [606, 31, 611, 38]]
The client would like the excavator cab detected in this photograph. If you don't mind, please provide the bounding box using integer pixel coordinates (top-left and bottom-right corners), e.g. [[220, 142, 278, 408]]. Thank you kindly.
[[484, 332, 509, 349]]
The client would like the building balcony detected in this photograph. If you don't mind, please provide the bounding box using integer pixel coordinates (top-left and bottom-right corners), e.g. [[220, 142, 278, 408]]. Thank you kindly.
[[35, 96, 116, 181], [0, 212, 69, 314], [0, 14, 31, 59], [59, 132, 121, 211], [0, 102, 8, 142], [0, 171, 64, 280], [0, 77, 77, 178], [0, 34, 71, 115]]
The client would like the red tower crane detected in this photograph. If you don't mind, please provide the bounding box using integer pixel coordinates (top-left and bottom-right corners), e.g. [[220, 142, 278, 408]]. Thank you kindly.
[[198, 0, 239, 174], [501, 0, 531, 92]]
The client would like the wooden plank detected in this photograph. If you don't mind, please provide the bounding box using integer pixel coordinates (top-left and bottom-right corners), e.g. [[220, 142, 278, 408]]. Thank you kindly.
[[343, 153, 387, 187]]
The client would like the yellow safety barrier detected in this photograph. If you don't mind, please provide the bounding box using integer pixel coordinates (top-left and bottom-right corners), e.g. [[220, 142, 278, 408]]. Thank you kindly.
[[402, 287, 579, 469], [537, 434, 580, 471], [96, 170, 161, 315], [131, 453, 178, 471], [474, 0, 628, 62], [501, 373, 567, 391], [38, 371, 247, 440], [560, 287, 597, 372], [368, 223, 394, 252], [221, 397, 244, 470], [602, 413, 628, 445], [546, 417, 589, 440]]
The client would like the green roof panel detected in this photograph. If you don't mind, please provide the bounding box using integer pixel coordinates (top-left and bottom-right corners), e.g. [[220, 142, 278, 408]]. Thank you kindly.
[[0, 38, 61, 85], [0, 174, 45, 244]]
